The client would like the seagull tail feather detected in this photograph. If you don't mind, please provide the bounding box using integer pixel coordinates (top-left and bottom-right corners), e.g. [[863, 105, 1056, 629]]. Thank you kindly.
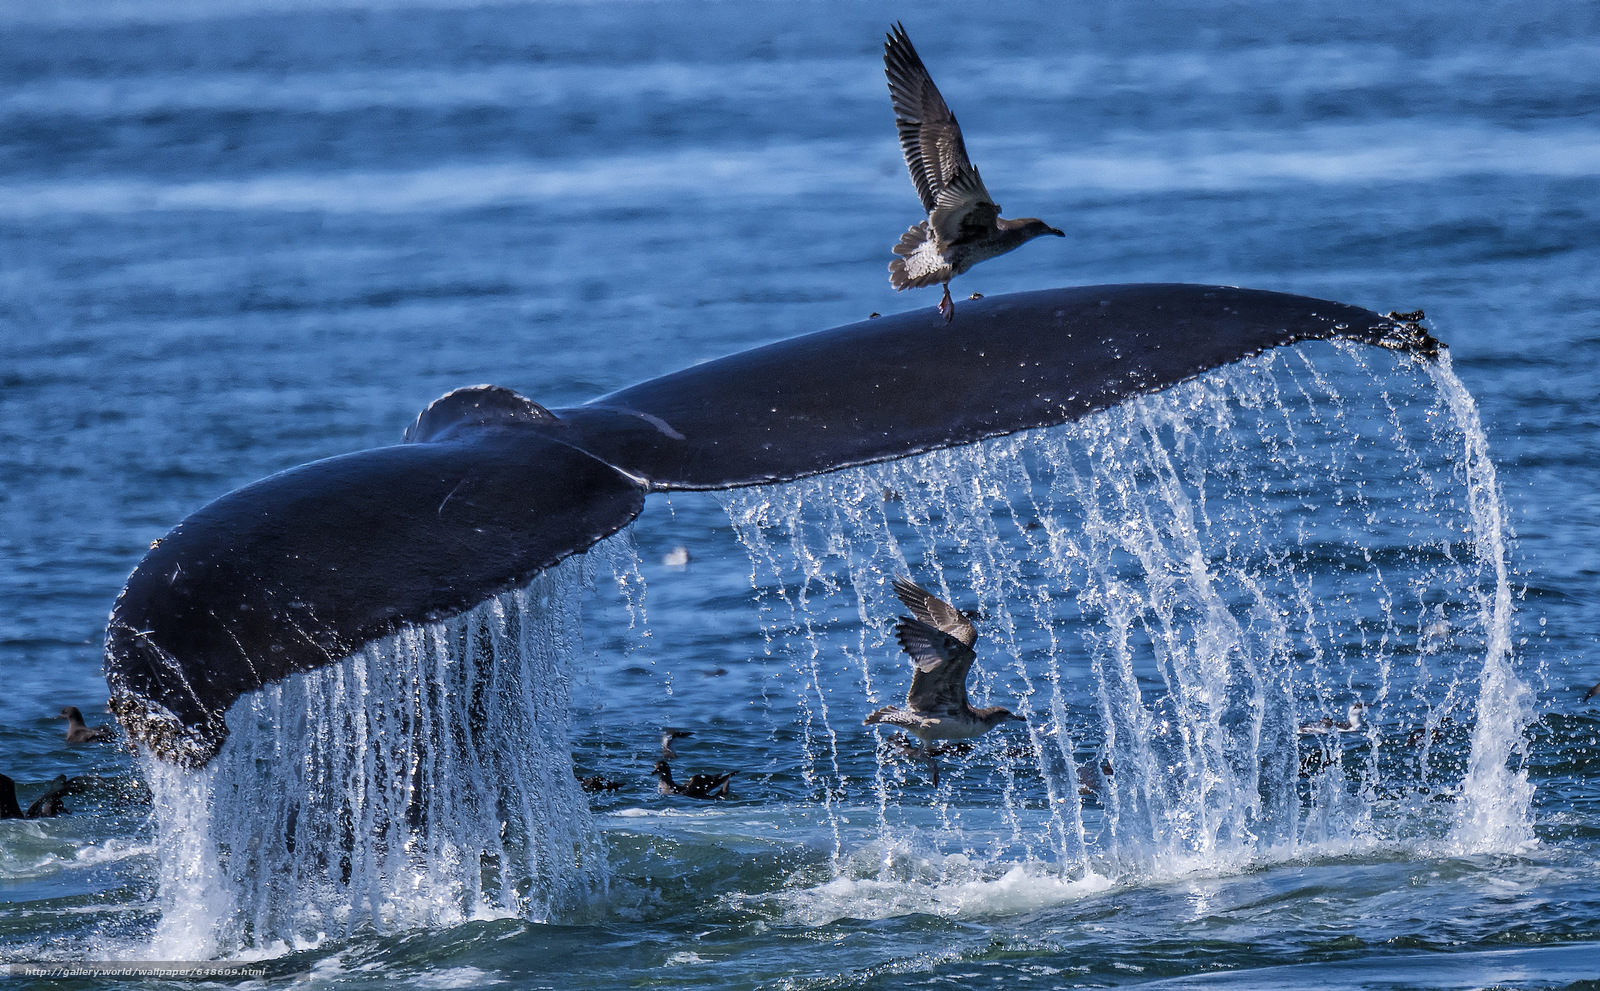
[[889, 222, 947, 290], [864, 705, 899, 726]]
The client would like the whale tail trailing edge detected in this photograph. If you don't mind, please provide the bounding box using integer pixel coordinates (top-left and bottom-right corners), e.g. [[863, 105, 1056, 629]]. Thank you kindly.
[[106, 429, 649, 767], [103, 284, 1440, 766]]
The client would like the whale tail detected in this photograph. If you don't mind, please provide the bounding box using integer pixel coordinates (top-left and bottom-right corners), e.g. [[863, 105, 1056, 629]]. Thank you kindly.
[[104, 284, 1441, 767]]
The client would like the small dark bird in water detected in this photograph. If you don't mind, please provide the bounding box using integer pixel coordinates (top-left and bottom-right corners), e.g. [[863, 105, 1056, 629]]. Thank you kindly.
[[1585, 680, 1600, 701], [1300, 702, 1364, 736], [653, 759, 735, 799], [1406, 717, 1454, 748], [0, 773, 69, 819], [58, 706, 112, 744], [883, 23, 1063, 323], [1078, 758, 1114, 798], [26, 775, 70, 818], [577, 774, 624, 793], [660, 729, 694, 760], [864, 576, 1025, 786], [1298, 746, 1334, 778], [0, 774, 22, 819]]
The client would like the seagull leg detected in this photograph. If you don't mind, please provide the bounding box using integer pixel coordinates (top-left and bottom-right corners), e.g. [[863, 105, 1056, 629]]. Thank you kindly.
[[908, 739, 942, 786], [938, 283, 954, 323], [889, 736, 941, 786]]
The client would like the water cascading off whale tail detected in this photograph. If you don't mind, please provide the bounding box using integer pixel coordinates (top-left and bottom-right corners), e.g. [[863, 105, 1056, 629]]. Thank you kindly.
[[717, 330, 1533, 897], [105, 284, 1437, 769], [102, 284, 1457, 950]]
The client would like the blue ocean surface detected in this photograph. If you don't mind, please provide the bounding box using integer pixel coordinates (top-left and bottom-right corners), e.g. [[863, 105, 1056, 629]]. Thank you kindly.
[[2, 1, 1599, 988]]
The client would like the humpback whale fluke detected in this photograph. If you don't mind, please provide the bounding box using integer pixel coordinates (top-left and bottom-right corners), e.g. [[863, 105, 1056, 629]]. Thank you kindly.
[[102, 285, 1441, 767], [883, 23, 1064, 321]]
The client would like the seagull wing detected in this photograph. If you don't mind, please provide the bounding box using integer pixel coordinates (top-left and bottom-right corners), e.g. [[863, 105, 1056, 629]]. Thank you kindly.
[[896, 616, 977, 712], [884, 23, 979, 215], [929, 167, 999, 246], [892, 575, 977, 646]]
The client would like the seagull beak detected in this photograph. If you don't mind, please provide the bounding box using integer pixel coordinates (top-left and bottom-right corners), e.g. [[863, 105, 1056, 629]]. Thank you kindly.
[[1048, 227, 1065, 237]]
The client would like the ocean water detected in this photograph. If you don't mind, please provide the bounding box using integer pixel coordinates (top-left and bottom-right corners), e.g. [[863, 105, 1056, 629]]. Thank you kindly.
[[3, 1, 1599, 988]]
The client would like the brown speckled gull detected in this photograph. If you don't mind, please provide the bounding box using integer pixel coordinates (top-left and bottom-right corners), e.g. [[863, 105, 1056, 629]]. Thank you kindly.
[[883, 23, 1063, 322]]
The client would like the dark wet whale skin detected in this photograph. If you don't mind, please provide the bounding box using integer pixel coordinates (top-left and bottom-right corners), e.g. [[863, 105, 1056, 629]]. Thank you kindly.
[[103, 283, 1436, 767]]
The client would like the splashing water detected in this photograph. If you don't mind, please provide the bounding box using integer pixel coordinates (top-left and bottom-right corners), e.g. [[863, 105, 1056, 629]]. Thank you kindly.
[[1427, 352, 1535, 855], [718, 342, 1534, 910], [138, 342, 1533, 953], [143, 542, 634, 957]]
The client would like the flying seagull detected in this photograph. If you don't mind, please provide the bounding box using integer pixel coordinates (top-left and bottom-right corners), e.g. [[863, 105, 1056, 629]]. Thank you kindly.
[[864, 576, 1024, 785], [883, 23, 1063, 322]]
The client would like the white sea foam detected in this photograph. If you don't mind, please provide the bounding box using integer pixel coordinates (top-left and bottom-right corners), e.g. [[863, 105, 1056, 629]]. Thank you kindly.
[[0, 148, 878, 218], [0, 61, 865, 117], [0, 0, 581, 27], [1015, 124, 1600, 192], [0, 827, 154, 880], [747, 851, 1113, 926], [413, 965, 505, 988]]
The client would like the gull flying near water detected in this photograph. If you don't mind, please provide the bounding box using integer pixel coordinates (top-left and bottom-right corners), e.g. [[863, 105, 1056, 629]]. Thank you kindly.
[[864, 576, 1024, 785], [883, 23, 1064, 322]]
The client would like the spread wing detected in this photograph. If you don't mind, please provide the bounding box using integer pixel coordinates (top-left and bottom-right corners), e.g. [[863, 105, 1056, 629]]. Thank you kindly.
[[892, 575, 977, 646], [884, 23, 993, 217], [896, 616, 977, 712], [929, 167, 999, 245]]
